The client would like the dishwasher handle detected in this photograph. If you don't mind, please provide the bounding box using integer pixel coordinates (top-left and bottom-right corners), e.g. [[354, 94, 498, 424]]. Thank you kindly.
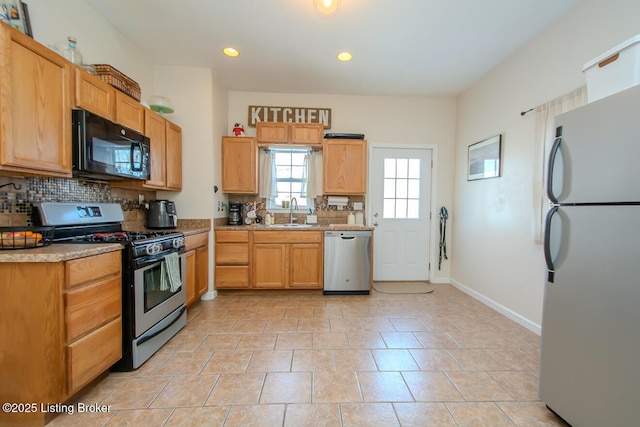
[[341, 236, 356, 240]]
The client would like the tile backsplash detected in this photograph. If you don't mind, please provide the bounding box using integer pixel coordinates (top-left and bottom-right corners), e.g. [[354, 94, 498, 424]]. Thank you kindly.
[[227, 194, 367, 225], [0, 176, 152, 226]]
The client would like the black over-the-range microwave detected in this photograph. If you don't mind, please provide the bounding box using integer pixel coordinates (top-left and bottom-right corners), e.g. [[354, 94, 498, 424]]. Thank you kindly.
[[72, 109, 151, 181]]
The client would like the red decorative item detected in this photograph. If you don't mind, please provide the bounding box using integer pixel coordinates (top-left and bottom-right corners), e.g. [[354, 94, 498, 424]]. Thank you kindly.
[[232, 122, 245, 137]]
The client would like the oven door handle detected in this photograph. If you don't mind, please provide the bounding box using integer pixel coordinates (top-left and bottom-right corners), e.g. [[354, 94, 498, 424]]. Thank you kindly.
[[136, 305, 186, 346], [135, 247, 183, 268]]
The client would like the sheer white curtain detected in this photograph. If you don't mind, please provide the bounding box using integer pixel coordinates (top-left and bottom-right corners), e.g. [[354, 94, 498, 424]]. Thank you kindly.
[[300, 151, 313, 199], [300, 151, 322, 201], [259, 149, 277, 199], [533, 86, 588, 243]]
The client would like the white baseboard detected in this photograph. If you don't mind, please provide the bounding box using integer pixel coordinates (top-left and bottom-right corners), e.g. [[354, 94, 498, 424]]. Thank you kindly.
[[200, 290, 217, 301], [449, 279, 541, 335]]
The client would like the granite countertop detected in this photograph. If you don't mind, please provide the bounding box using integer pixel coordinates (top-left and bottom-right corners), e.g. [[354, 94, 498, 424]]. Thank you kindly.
[[0, 223, 211, 263], [180, 228, 211, 236], [0, 243, 123, 263], [215, 224, 375, 231]]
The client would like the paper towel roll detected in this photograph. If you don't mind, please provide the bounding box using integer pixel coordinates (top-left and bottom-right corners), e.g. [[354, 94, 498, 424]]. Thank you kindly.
[[327, 196, 349, 206]]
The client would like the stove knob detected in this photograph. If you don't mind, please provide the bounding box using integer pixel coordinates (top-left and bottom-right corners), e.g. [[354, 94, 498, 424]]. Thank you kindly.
[[173, 237, 185, 248], [146, 242, 163, 255]]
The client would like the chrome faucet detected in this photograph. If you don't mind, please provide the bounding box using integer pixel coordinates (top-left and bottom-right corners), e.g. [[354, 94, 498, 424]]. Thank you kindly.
[[290, 197, 298, 223]]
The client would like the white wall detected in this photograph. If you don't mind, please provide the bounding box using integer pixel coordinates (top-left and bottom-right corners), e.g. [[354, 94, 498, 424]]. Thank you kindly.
[[155, 66, 228, 298], [228, 92, 457, 282], [26, 0, 155, 100], [452, 0, 640, 332]]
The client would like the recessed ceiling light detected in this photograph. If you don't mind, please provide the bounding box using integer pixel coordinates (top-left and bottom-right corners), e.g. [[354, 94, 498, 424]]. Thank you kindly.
[[313, 0, 341, 15], [222, 47, 239, 57], [337, 51, 352, 62]]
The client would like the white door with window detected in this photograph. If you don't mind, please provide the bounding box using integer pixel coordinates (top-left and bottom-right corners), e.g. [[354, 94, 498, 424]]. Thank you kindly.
[[370, 146, 432, 281]]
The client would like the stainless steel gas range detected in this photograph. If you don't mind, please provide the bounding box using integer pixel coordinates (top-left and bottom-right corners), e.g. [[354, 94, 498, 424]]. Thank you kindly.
[[35, 202, 187, 371]]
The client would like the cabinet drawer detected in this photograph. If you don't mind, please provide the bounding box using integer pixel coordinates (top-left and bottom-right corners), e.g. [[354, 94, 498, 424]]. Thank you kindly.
[[215, 230, 249, 243], [216, 243, 248, 264], [253, 230, 322, 244], [65, 275, 121, 342], [215, 266, 249, 288], [67, 317, 122, 394], [65, 251, 121, 289], [185, 232, 209, 250]]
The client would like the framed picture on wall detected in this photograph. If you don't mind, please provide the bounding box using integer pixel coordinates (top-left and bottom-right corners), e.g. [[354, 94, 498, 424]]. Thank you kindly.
[[468, 134, 502, 180], [0, 2, 32, 38]]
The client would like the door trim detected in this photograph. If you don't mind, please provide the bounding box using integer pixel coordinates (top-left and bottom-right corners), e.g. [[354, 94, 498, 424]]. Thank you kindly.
[[367, 143, 439, 282]]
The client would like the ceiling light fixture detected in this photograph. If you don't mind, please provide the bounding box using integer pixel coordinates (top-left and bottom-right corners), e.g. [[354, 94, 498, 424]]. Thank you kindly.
[[313, 0, 341, 15], [222, 47, 239, 57], [337, 51, 352, 62]]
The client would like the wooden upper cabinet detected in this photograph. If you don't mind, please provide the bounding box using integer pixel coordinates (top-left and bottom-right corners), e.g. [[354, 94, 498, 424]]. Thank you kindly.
[[143, 109, 167, 188], [221, 137, 258, 194], [256, 122, 323, 146], [323, 139, 367, 195], [256, 122, 288, 144], [0, 22, 72, 177], [290, 123, 324, 145], [165, 120, 182, 191], [115, 91, 144, 133], [74, 68, 115, 121]]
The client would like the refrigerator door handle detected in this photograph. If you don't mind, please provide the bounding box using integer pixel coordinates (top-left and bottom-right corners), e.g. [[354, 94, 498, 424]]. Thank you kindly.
[[543, 205, 559, 283], [546, 135, 563, 204]]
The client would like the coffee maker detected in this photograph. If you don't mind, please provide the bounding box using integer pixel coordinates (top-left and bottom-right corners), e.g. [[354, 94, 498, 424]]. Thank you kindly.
[[228, 202, 243, 225]]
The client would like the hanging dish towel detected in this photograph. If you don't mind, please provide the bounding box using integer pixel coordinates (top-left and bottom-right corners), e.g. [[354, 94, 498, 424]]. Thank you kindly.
[[161, 252, 182, 293]]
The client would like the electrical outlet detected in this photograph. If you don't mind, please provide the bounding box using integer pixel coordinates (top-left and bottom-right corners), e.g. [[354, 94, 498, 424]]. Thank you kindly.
[[138, 194, 144, 204]]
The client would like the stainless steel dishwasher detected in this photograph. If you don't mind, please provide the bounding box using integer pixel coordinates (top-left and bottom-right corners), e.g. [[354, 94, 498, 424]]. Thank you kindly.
[[324, 230, 371, 295]]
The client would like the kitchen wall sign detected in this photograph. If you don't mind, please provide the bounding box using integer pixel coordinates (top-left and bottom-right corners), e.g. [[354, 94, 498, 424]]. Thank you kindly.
[[248, 105, 331, 128]]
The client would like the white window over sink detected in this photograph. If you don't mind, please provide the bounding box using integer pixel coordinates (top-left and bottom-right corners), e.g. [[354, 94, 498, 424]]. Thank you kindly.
[[267, 147, 311, 209]]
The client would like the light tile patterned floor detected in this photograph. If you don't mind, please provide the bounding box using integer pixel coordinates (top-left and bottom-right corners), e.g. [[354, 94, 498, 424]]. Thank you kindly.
[[50, 285, 569, 426]]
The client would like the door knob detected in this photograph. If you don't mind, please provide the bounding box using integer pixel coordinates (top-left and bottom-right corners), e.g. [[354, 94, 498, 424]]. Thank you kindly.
[[373, 222, 379, 227], [374, 213, 379, 217]]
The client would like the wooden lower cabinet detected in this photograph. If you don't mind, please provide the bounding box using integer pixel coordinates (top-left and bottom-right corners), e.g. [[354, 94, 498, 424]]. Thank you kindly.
[[67, 317, 121, 394], [252, 231, 323, 289], [290, 243, 323, 288], [214, 230, 323, 290], [196, 245, 209, 297], [253, 243, 288, 288], [185, 249, 197, 305], [0, 250, 122, 427], [185, 232, 210, 305], [215, 230, 250, 289]]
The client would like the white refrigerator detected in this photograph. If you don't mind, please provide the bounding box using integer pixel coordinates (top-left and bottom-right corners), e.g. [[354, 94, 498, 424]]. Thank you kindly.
[[540, 84, 640, 426]]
